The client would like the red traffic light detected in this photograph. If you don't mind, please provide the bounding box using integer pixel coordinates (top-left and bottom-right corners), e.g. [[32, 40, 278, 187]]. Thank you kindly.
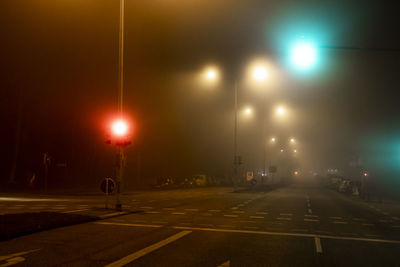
[[106, 118, 132, 146], [111, 119, 129, 136]]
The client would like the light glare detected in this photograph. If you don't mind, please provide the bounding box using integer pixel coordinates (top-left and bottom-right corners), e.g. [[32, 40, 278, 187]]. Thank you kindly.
[[112, 119, 128, 136], [291, 42, 317, 69]]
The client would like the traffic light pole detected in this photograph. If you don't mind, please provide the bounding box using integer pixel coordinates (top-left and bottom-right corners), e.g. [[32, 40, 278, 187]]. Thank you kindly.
[[116, 0, 125, 211]]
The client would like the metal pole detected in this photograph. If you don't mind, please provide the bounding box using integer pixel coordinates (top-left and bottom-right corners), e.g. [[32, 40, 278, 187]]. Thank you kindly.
[[233, 81, 238, 191], [116, 0, 125, 211], [262, 116, 266, 185]]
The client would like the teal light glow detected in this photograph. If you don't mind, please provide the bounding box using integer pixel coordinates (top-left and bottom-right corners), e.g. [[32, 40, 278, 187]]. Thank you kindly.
[[290, 41, 317, 70]]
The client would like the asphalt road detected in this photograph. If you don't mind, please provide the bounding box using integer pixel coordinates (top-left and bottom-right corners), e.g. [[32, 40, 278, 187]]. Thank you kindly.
[[1, 180, 400, 266]]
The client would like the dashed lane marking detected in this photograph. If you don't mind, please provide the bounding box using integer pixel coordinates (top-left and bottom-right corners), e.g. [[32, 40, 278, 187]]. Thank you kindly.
[[231, 207, 238, 210], [304, 218, 319, 222], [232, 211, 245, 214], [333, 221, 348, 224], [140, 207, 154, 209], [172, 226, 400, 244], [256, 212, 268, 215], [96, 222, 162, 228], [304, 214, 318, 218], [224, 214, 238, 218], [171, 212, 186, 215], [145, 211, 160, 214], [249, 216, 264, 219], [163, 208, 176, 211], [277, 217, 292, 221], [104, 230, 192, 267], [280, 213, 292, 216]]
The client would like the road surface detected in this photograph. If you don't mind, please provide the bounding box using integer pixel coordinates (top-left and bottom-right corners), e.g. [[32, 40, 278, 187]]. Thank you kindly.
[[1, 181, 400, 266]]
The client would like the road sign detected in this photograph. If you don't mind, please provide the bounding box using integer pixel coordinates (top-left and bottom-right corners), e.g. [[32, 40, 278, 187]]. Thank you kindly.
[[246, 171, 254, 181], [269, 166, 277, 173], [101, 178, 115, 194]]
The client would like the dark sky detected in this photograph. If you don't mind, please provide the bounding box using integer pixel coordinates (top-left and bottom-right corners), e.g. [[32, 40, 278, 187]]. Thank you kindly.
[[1, 0, 399, 187]]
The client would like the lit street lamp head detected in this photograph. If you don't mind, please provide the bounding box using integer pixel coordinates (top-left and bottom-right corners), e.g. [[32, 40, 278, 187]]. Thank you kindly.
[[253, 66, 268, 82], [276, 106, 286, 116], [245, 108, 252, 115], [271, 137, 276, 142]]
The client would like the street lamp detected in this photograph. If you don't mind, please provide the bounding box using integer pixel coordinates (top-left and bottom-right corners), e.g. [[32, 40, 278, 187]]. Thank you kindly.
[[271, 137, 276, 143], [244, 107, 252, 115], [276, 106, 286, 116], [290, 138, 295, 144], [253, 65, 268, 82]]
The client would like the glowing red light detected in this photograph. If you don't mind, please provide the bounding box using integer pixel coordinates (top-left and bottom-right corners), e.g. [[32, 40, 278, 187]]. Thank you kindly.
[[363, 172, 368, 177], [111, 119, 128, 136]]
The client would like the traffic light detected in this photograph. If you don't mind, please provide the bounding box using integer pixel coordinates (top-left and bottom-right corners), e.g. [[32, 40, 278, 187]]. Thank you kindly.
[[106, 118, 132, 146]]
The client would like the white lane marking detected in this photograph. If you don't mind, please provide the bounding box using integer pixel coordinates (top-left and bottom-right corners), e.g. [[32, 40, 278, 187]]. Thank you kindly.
[[163, 208, 176, 211], [171, 212, 186, 215], [333, 221, 348, 224], [304, 218, 319, 222], [218, 260, 230, 267], [329, 217, 342, 220], [280, 213, 292, 216], [304, 214, 318, 218], [173, 226, 400, 244], [208, 210, 221, 212], [314, 236, 323, 253], [249, 216, 264, 219], [99, 212, 127, 219], [232, 211, 245, 214], [0, 256, 25, 266], [184, 209, 199, 212], [277, 217, 292, 221], [256, 212, 268, 215], [62, 208, 89, 214], [96, 222, 161, 228], [145, 211, 160, 214], [224, 214, 238, 218], [308, 209, 312, 214], [0, 249, 40, 262], [105, 231, 192, 267]]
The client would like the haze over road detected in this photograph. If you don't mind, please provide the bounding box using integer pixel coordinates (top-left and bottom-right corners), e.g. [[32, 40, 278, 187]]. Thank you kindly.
[[1, 181, 400, 266]]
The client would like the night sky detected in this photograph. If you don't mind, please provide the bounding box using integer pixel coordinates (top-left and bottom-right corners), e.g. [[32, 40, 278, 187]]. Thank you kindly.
[[1, 0, 399, 190]]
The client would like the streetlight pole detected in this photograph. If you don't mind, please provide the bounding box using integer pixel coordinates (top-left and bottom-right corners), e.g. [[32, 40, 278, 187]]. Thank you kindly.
[[115, 0, 125, 211], [233, 81, 238, 191]]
